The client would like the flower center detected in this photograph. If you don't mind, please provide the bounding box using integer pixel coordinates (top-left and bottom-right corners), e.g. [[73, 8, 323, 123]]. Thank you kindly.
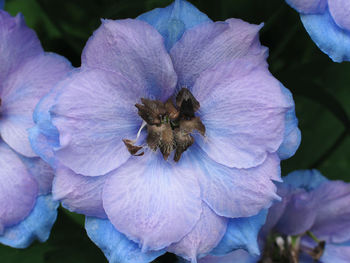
[[261, 231, 325, 263], [123, 88, 205, 162]]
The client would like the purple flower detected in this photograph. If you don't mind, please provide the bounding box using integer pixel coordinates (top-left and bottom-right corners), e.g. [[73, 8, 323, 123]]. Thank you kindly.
[[30, 0, 300, 262], [286, 0, 350, 62], [0, 10, 71, 248], [200, 170, 350, 263]]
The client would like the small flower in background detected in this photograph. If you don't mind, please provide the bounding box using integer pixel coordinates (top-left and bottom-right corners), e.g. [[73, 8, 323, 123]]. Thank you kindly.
[[285, 0, 350, 62], [0, 10, 71, 248], [30, 0, 300, 262], [199, 169, 350, 263]]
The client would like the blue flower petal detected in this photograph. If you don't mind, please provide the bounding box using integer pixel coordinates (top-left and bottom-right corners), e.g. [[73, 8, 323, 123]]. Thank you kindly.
[[137, 0, 211, 51], [210, 210, 268, 256], [277, 84, 301, 160], [283, 169, 328, 191], [0, 195, 58, 248], [301, 9, 350, 62], [85, 217, 165, 263], [0, 0, 4, 10]]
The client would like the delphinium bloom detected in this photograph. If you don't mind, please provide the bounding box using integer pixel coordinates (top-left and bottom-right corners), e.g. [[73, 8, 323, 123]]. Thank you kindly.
[[30, 0, 300, 262], [200, 170, 350, 263], [285, 0, 350, 62], [0, 10, 71, 247]]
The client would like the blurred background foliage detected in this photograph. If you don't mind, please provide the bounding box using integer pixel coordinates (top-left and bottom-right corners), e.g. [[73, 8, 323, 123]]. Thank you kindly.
[[1, 0, 350, 262]]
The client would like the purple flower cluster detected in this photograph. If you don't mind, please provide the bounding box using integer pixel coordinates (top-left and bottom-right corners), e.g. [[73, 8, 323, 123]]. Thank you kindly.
[[286, 0, 350, 62], [0, 10, 71, 247], [200, 170, 350, 263]]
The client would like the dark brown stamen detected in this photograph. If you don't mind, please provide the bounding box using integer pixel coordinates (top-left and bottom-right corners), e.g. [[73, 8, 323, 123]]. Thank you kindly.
[[128, 88, 205, 162], [123, 139, 144, 156]]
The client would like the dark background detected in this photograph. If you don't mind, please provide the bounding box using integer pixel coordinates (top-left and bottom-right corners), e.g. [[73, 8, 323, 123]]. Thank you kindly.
[[2, 0, 350, 262]]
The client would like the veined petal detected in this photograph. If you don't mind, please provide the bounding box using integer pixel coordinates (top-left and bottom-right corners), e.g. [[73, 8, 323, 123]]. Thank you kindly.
[[137, 0, 211, 51], [277, 84, 301, 160], [210, 210, 268, 256], [199, 249, 258, 263], [85, 217, 165, 263], [81, 18, 177, 101], [285, 0, 327, 14], [311, 181, 350, 243], [183, 145, 280, 218], [301, 10, 350, 62], [328, 0, 350, 31], [167, 203, 227, 263], [0, 140, 38, 234], [191, 58, 289, 169], [0, 53, 71, 157], [102, 150, 201, 251], [50, 69, 144, 176], [0, 11, 42, 87], [0, 195, 58, 248], [53, 165, 107, 218], [19, 156, 54, 195], [170, 18, 267, 88]]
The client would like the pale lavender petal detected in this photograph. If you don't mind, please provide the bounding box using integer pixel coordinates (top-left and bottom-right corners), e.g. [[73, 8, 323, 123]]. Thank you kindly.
[[275, 188, 317, 236], [199, 249, 258, 263], [51, 69, 144, 176], [19, 156, 54, 195], [321, 243, 350, 263], [0, 195, 58, 248], [0, 53, 71, 157], [311, 181, 350, 243], [285, 0, 327, 14], [53, 165, 107, 218], [167, 203, 227, 262], [170, 18, 268, 88], [103, 150, 201, 251], [0, 11, 42, 87], [81, 18, 177, 101], [0, 140, 38, 234], [183, 145, 280, 218], [192, 58, 289, 169], [328, 0, 350, 31]]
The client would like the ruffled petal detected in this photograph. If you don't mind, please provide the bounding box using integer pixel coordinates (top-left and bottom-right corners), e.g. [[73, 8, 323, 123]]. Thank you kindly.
[[311, 181, 350, 243], [170, 18, 267, 88], [0, 11, 42, 86], [50, 69, 146, 176], [210, 210, 268, 256], [81, 18, 177, 101], [328, 0, 350, 31], [0, 140, 38, 233], [102, 150, 201, 251], [275, 188, 317, 236], [277, 85, 301, 160], [0, 195, 58, 248], [199, 249, 258, 263], [191, 58, 289, 169], [0, 53, 71, 157], [301, 10, 350, 62], [53, 165, 107, 218], [19, 156, 54, 195], [85, 217, 165, 263], [285, 0, 327, 14], [283, 169, 328, 191], [167, 203, 227, 263], [183, 145, 280, 218], [137, 0, 211, 51]]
